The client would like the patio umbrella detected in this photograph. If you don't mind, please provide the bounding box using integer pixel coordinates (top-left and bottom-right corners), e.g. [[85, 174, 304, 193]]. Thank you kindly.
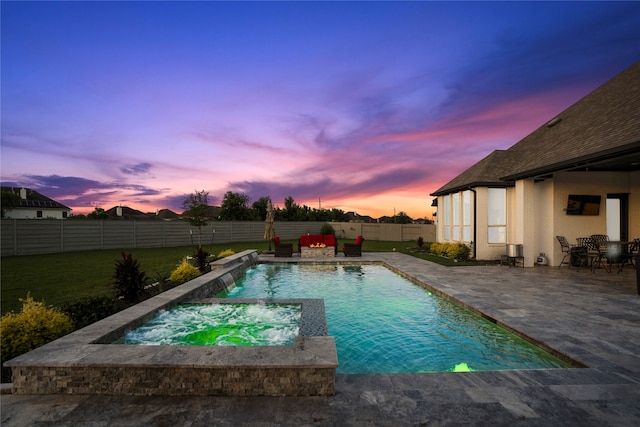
[[264, 200, 275, 250]]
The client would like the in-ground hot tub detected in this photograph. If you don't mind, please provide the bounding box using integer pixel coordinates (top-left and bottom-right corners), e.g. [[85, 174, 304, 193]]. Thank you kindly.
[[6, 250, 338, 396]]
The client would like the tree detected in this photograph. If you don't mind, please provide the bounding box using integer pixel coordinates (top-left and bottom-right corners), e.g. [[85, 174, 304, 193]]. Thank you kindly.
[[182, 190, 209, 247], [252, 196, 271, 221], [395, 211, 413, 224], [331, 208, 350, 222], [219, 191, 252, 221], [1, 191, 21, 218], [283, 196, 304, 221], [87, 207, 109, 219]]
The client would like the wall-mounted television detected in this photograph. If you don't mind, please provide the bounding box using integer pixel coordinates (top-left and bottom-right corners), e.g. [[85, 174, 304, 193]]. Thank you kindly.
[[566, 194, 601, 215]]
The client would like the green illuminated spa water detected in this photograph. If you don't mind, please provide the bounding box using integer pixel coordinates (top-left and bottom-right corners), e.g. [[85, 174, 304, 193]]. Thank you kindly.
[[118, 304, 301, 346], [219, 264, 570, 374]]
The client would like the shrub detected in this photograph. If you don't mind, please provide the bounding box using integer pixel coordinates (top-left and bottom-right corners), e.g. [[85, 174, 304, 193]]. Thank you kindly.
[[217, 249, 235, 259], [113, 252, 149, 303], [61, 295, 118, 330], [430, 242, 470, 260], [429, 242, 445, 257], [447, 243, 470, 261], [1, 294, 74, 364], [320, 223, 335, 235], [170, 257, 201, 284], [417, 237, 424, 248]]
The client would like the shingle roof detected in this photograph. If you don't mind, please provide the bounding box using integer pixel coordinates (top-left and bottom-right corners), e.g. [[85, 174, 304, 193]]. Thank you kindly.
[[105, 205, 148, 220], [431, 150, 519, 195], [503, 61, 640, 179], [1, 186, 71, 210], [431, 61, 640, 196]]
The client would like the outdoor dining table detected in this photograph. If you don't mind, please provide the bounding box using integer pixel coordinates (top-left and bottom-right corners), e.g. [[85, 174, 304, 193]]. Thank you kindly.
[[591, 239, 631, 273], [575, 237, 627, 273], [595, 240, 631, 273]]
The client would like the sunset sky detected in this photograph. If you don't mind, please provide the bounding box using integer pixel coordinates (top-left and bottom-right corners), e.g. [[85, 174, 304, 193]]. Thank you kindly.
[[2, 1, 639, 219]]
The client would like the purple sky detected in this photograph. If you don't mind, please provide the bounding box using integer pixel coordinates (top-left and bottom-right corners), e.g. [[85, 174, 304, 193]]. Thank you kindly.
[[2, 1, 639, 219]]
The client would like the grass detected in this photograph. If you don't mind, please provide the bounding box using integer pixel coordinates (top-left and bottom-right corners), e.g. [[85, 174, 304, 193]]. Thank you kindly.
[[1, 239, 488, 316]]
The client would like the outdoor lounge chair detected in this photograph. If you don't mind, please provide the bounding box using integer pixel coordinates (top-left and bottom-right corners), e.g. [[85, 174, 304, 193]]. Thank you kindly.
[[273, 237, 293, 257], [342, 236, 364, 257]]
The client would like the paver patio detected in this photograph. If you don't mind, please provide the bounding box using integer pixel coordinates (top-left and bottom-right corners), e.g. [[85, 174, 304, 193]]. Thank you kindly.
[[2, 252, 639, 426]]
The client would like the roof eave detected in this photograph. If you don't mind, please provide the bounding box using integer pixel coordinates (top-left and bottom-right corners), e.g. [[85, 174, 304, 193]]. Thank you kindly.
[[430, 181, 515, 197], [500, 140, 640, 181]]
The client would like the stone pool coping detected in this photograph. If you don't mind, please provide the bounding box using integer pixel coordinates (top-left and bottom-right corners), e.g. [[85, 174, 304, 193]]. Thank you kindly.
[[6, 250, 338, 396]]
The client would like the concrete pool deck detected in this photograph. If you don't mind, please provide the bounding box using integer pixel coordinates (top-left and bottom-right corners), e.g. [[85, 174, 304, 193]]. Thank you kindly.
[[2, 252, 639, 426]]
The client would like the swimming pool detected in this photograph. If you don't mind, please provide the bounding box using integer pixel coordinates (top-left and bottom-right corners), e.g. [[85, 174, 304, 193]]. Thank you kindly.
[[218, 263, 570, 374]]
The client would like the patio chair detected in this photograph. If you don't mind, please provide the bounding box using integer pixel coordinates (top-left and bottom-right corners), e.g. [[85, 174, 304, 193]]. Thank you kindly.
[[590, 234, 609, 243], [556, 236, 574, 267], [343, 236, 364, 257], [587, 235, 611, 272], [273, 237, 293, 257]]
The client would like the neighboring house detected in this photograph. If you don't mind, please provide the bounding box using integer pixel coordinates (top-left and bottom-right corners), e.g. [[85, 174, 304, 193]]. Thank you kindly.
[[104, 205, 150, 220], [155, 208, 180, 221], [431, 61, 640, 267], [1, 187, 71, 219], [344, 212, 376, 223]]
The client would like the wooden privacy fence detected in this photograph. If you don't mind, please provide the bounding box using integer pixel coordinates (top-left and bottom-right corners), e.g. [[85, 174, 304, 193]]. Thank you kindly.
[[0, 220, 435, 256]]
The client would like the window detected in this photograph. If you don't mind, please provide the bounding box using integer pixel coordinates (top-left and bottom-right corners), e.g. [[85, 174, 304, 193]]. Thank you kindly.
[[463, 190, 471, 242], [36, 210, 43, 218], [487, 188, 506, 243], [443, 195, 450, 240], [62, 211, 68, 219], [452, 193, 460, 240]]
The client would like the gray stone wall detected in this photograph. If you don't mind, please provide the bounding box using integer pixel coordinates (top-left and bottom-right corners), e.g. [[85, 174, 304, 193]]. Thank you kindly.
[[10, 366, 335, 397]]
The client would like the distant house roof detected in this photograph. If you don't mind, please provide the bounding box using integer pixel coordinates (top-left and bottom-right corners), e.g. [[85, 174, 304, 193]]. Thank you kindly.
[[156, 209, 180, 220], [431, 61, 640, 196], [105, 206, 149, 220], [1, 186, 71, 210], [204, 206, 221, 219]]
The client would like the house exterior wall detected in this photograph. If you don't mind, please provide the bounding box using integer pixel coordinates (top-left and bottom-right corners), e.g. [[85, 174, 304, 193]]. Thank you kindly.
[[512, 179, 537, 267], [4, 208, 69, 220], [533, 179, 555, 266], [473, 188, 488, 259]]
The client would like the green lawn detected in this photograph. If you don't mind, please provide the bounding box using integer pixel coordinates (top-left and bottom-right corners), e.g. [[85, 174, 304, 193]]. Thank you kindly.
[[1, 239, 484, 315]]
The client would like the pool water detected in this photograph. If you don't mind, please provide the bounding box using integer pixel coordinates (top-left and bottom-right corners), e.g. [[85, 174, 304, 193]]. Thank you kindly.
[[218, 264, 571, 374], [116, 303, 301, 346]]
